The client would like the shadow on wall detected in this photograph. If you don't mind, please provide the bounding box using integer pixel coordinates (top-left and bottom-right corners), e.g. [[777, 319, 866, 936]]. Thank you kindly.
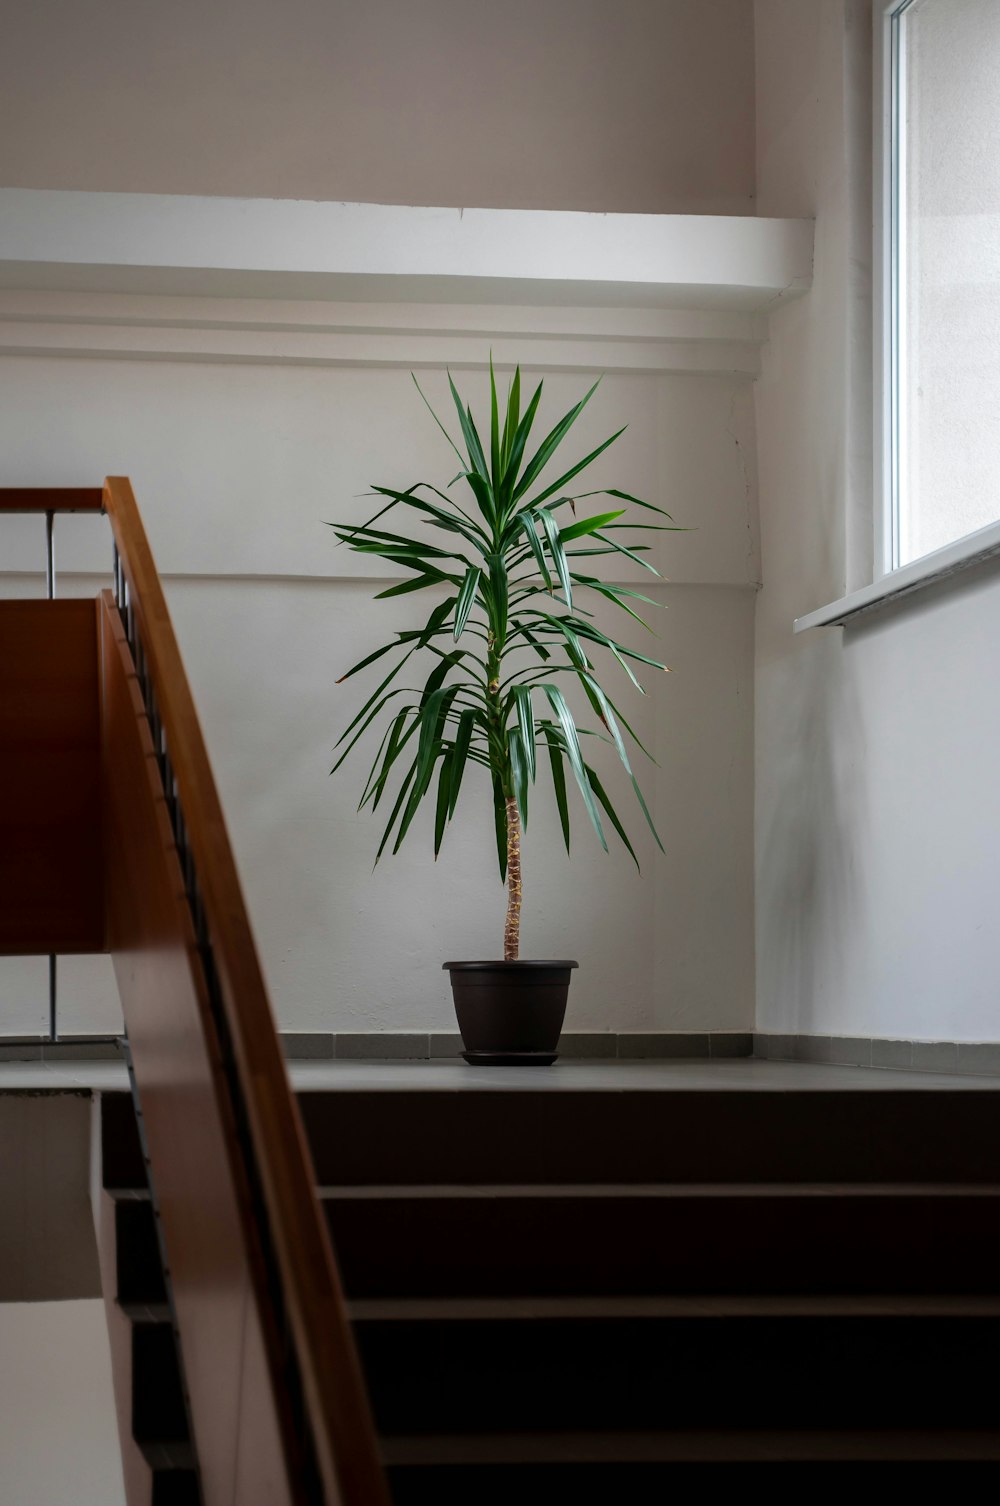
[[757, 628, 868, 1033]]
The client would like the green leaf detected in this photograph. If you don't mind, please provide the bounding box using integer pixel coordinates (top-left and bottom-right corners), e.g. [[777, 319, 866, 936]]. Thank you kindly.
[[501, 367, 521, 473], [374, 568, 450, 599], [415, 685, 452, 794], [558, 509, 625, 543], [576, 486, 674, 520], [513, 685, 536, 783], [334, 652, 414, 750], [364, 709, 413, 810], [454, 566, 481, 641], [508, 728, 529, 830], [492, 771, 509, 882], [489, 355, 501, 488], [542, 726, 571, 854], [603, 690, 656, 760], [521, 625, 551, 661], [580, 673, 663, 851], [528, 426, 627, 510], [487, 553, 508, 643], [367, 484, 489, 548], [461, 467, 497, 528], [449, 372, 490, 481], [517, 511, 554, 591], [501, 380, 543, 505], [411, 374, 466, 469], [585, 764, 639, 869], [570, 575, 656, 630], [512, 380, 600, 504], [449, 709, 476, 818], [592, 530, 661, 576], [537, 507, 572, 610], [336, 637, 407, 684], [540, 684, 607, 849], [417, 596, 459, 647], [434, 749, 453, 857], [375, 754, 418, 864]]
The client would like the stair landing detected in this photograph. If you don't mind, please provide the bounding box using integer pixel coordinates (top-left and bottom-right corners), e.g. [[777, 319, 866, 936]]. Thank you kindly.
[[1, 1056, 998, 1093]]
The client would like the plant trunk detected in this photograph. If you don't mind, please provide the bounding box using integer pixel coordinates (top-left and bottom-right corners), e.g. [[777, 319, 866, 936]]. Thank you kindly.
[[503, 797, 522, 962]]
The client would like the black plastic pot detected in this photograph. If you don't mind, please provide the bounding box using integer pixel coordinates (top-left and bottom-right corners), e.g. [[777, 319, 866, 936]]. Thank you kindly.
[[444, 960, 578, 1065]]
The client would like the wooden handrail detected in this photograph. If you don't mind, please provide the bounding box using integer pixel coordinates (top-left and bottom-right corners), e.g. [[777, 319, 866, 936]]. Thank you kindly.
[[0, 487, 104, 512], [100, 477, 388, 1506]]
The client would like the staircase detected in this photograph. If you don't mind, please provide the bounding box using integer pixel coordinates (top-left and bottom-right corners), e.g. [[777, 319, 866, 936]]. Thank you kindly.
[[97, 1075, 1000, 1502], [6, 481, 1000, 1497]]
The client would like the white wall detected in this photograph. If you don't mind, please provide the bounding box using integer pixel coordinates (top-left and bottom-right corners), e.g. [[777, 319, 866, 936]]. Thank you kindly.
[[0, 0, 755, 215], [0, 2, 761, 1038], [0, 1300, 125, 1506], [753, 0, 1000, 1042], [0, 352, 757, 1035]]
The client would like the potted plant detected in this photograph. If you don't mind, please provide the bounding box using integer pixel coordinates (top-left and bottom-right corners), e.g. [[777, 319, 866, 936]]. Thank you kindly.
[[332, 363, 672, 1063]]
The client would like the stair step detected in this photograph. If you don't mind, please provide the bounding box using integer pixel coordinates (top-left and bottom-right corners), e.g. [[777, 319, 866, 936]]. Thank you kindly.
[[382, 1427, 1000, 1466], [298, 1087, 1000, 1185], [141, 1441, 200, 1506], [357, 1312, 1000, 1433], [102, 1091, 147, 1190], [128, 1307, 189, 1444], [120, 1301, 172, 1323], [350, 1292, 1000, 1322], [383, 1430, 1000, 1503], [322, 1184, 1000, 1297], [115, 1196, 167, 1305]]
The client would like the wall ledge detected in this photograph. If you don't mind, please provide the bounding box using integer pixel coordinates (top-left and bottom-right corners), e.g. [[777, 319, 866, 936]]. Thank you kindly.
[[794, 518, 1000, 631], [0, 189, 813, 314]]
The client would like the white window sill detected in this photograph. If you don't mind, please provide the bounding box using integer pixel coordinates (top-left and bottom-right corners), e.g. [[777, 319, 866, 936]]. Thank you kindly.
[[793, 518, 1000, 632]]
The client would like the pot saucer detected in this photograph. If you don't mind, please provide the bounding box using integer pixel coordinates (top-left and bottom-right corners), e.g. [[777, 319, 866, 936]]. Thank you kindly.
[[461, 1050, 559, 1066]]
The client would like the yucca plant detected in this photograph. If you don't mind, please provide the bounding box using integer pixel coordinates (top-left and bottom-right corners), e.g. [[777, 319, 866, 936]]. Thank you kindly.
[[331, 364, 674, 964]]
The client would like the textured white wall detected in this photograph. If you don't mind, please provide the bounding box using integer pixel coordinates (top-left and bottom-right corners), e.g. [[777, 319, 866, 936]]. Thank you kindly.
[[0, 0, 755, 215], [0, 355, 757, 1035], [753, 0, 1000, 1042], [0, 1301, 125, 1506]]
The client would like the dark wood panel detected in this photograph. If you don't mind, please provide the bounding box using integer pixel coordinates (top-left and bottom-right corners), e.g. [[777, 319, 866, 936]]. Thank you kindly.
[[99, 592, 296, 1506], [0, 487, 104, 512], [102, 477, 388, 1506], [0, 600, 104, 953]]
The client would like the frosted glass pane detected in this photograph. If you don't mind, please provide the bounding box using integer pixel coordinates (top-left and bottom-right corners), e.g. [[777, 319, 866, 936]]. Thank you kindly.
[[900, 0, 1000, 565], [0, 957, 47, 1036], [57, 955, 123, 1038]]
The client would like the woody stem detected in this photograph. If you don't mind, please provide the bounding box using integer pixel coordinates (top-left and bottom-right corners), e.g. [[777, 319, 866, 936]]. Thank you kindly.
[[503, 798, 522, 962]]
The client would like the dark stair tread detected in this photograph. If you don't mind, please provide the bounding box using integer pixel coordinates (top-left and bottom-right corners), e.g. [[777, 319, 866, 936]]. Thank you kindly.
[[350, 1292, 1000, 1322], [140, 1440, 197, 1471], [119, 1301, 172, 1325], [320, 1180, 1000, 1199], [299, 1087, 1000, 1185], [382, 1428, 1000, 1465]]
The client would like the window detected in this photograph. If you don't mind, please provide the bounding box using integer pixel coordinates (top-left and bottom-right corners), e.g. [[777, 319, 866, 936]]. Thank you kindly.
[[878, 0, 1000, 573]]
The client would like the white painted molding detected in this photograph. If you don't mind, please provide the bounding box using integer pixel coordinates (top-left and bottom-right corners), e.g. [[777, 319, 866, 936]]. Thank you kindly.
[[794, 517, 1000, 631], [0, 568, 758, 592], [0, 190, 813, 312], [0, 290, 762, 375]]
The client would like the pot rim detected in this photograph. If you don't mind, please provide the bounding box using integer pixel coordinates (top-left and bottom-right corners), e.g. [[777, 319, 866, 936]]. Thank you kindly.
[[443, 959, 578, 971]]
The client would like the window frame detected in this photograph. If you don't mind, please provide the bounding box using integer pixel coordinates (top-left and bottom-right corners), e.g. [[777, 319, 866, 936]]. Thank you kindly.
[[874, 0, 1000, 579], [874, 0, 914, 580], [796, 0, 1000, 630]]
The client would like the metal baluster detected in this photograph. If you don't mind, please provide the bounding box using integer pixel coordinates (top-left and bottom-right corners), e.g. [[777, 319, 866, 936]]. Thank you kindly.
[[45, 511, 55, 600], [48, 954, 58, 1043], [47, 513, 57, 1038]]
